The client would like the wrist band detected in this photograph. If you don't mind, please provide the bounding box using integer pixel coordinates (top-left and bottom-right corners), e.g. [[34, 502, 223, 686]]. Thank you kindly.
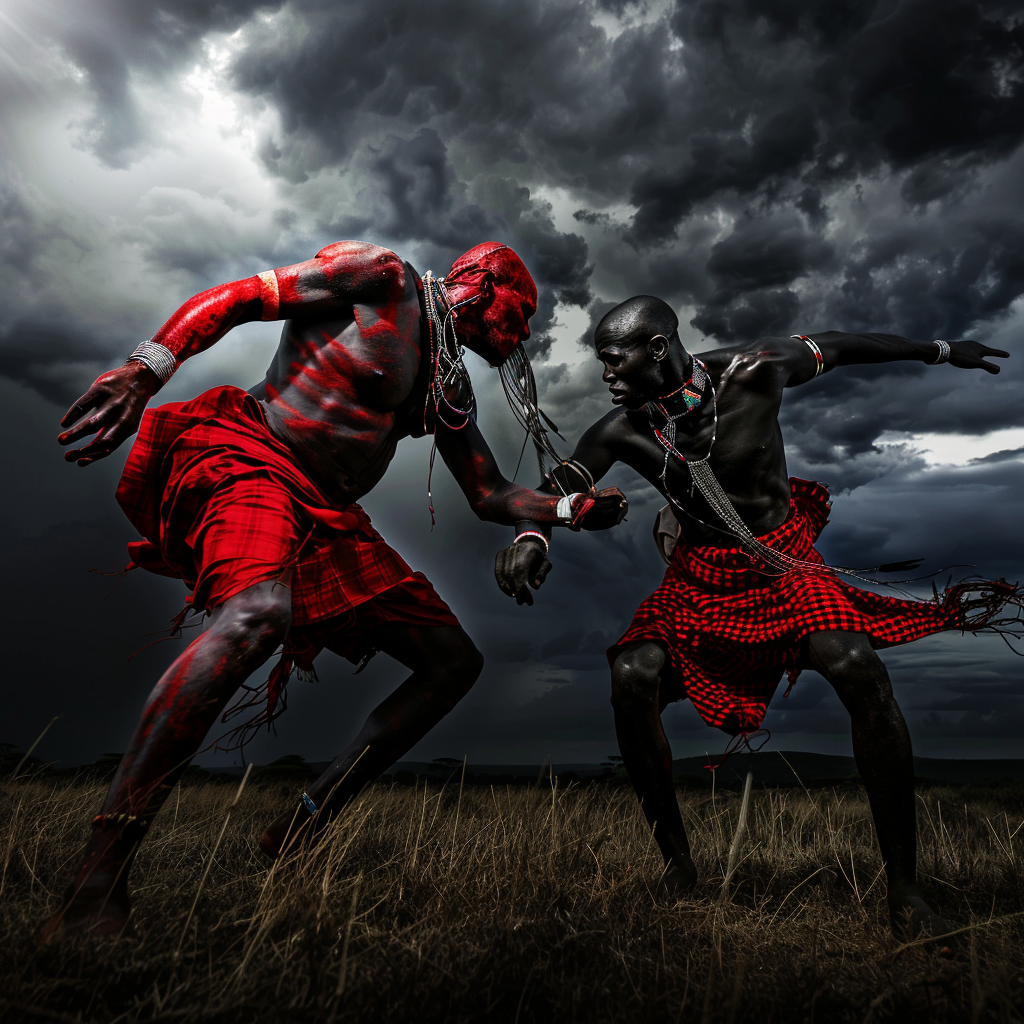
[[301, 791, 319, 815], [514, 530, 549, 554], [929, 339, 951, 364], [256, 269, 280, 321], [126, 340, 177, 384], [791, 335, 824, 377], [556, 493, 582, 521]]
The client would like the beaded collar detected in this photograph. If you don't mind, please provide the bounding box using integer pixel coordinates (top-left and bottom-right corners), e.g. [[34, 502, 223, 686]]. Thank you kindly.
[[649, 356, 709, 420]]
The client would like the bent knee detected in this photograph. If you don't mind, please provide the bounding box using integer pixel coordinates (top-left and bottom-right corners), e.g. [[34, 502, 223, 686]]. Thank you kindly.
[[456, 640, 485, 685], [429, 629, 484, 689], [610, 644, 664, 712], [212, 583, 293, 654], [813, 635, 891, 700]]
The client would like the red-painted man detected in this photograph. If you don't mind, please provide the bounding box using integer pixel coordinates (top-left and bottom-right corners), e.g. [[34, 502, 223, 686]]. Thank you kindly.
[[47, 240, 626, 938]]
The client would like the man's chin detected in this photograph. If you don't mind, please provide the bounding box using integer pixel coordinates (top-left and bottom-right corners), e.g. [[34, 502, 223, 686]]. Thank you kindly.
[[610, 392, 645, 410]]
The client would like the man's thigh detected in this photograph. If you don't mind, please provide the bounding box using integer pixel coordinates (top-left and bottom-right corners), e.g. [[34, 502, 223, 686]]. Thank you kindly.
[[320, 572, 466, 673], [191, 476, 303, 610], [805, 629, 886, 682]]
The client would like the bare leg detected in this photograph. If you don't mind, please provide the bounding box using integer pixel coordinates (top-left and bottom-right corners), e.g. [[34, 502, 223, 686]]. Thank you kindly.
[[610, 641, 697, 894], [807, 630, 950, 939], [260, 624, 483, 856], [40, 581, 292, 940]]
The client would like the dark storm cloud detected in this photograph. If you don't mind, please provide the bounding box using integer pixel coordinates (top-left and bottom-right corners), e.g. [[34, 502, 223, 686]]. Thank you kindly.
[[5, 0, 1024, 767]]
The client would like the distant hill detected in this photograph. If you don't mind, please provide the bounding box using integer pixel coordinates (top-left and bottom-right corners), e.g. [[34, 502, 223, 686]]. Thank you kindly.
[[377, 751, 1024, 790], [7, 748, 1024, 789]]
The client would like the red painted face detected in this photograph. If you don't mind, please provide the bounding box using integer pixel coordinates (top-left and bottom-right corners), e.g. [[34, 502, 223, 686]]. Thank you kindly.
[[444, 243, 538, 366]]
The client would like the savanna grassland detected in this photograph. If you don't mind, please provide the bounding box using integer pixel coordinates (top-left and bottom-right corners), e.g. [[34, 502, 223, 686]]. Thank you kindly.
[[1, 772, 1022, 1024]]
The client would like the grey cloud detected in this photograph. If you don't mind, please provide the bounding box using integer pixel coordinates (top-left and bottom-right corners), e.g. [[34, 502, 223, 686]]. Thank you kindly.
[[12, 0, 274, 167], [971, 447, 1024, 465]]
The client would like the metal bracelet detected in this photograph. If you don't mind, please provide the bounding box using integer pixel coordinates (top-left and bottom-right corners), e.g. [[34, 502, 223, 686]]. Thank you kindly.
[[929, 339, 951, 364], [514, 530, 550, 554], [791, 335, 824, 377], [125, 340, 177, 384]]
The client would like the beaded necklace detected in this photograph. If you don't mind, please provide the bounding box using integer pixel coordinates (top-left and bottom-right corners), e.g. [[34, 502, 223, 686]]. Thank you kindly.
[[422, 271, 477, 433], [647, 358, 888, 581]]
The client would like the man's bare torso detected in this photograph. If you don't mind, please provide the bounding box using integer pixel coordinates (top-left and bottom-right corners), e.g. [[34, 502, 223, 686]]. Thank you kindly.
[[258, 243, 430, 505], [604, 346, 795, 547]]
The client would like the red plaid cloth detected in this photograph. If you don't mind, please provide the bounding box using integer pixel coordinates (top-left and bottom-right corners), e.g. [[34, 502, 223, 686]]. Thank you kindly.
[[115, 385, 461, 745], [609, 478, 984, 735], [116, 385, 458, 630]]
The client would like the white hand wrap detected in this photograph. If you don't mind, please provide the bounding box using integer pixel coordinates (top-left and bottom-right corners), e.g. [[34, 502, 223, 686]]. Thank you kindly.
[[556, 493, 582, 521]]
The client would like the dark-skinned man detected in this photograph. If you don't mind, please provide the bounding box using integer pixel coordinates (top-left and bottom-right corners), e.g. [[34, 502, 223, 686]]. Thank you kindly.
[[495, 294, 1020, 939], [45, 240, 626, 940]]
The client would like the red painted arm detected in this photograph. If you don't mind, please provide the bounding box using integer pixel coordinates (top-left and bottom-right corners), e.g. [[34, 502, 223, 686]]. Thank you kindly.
[[434, 418, 627, 528], [434, 418, 565, 525], [155, 241, 405, 361], [58, 240, 404, 465]]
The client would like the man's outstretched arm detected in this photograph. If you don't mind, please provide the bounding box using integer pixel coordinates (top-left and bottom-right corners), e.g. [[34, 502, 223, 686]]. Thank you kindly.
[[58, 242, 404, 466], [434, 416, 627, 530], [494, 413, 624, 605], [777, 331, 1009, 388]]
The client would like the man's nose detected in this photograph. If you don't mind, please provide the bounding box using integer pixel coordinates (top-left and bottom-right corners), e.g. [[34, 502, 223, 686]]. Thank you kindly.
[[602, 366, 615, 383]]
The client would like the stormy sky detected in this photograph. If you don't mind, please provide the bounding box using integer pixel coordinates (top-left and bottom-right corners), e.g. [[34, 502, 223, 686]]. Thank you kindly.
[[2, 0, 1023, 770]]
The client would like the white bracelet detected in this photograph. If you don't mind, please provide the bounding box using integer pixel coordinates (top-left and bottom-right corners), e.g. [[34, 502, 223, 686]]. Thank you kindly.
[[125, 340, 177, 384], [514, 530, 549, 554], [256, 270, 280, 321], [929, 339, 951, 364], [556, 493, 582, 521]]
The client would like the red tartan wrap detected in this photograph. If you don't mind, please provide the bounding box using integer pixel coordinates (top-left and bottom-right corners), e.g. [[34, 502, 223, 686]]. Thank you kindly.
[[115, 385, 459, 738], [608, 477, 1005, 736]]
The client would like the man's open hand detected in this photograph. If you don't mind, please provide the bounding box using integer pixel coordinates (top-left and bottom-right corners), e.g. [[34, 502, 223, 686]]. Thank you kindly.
[[947, 340, 1009, 374], [58, 362, 161, 466], [495, 538, 552, 606]]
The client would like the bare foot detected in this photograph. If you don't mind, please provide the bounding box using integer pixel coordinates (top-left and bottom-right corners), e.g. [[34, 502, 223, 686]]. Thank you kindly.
[[657, 859, 699, 899], [259, 804, 314, 859], [888, 886, 953, 944], [38, 875, 132, 943]]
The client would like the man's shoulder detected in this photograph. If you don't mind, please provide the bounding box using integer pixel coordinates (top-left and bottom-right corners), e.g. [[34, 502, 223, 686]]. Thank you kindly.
[[585, 406, 639, 445], [702, 338, 797, 385], [313, 240, 407, 289]]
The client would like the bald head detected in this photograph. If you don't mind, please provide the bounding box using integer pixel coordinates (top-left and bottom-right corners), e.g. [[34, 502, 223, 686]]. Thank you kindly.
[[593, 296, 690, 409], [595, 296, 679, 349]]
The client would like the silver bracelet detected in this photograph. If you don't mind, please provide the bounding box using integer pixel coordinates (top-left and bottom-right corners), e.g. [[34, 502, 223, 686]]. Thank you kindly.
[[125, 340, 177, 384], [514, 530, 550, 554], [929, 339, 951, 364], [556, 493, 582, 521]]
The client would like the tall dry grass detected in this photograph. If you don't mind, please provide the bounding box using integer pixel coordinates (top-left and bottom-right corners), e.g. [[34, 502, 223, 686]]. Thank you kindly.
[[1, 773, 1022, 1023]]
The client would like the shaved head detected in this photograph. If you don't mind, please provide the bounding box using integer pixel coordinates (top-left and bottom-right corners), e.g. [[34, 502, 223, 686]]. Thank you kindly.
[[595, 296, 678, 348]]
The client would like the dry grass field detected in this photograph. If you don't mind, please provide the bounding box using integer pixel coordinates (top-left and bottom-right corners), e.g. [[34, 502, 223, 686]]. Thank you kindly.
[[1, 772, 1022, 1023]]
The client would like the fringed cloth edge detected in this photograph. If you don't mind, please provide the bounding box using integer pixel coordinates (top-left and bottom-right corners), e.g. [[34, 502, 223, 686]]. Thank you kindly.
[[940, 576, 1024, 654]]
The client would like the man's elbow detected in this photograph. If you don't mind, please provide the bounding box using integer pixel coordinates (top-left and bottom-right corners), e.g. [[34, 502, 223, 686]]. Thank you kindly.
[[468, 491, 501, 523]]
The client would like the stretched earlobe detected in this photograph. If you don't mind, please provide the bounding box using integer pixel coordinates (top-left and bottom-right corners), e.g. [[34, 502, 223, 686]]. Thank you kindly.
[[650, 334, 669, 361]]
